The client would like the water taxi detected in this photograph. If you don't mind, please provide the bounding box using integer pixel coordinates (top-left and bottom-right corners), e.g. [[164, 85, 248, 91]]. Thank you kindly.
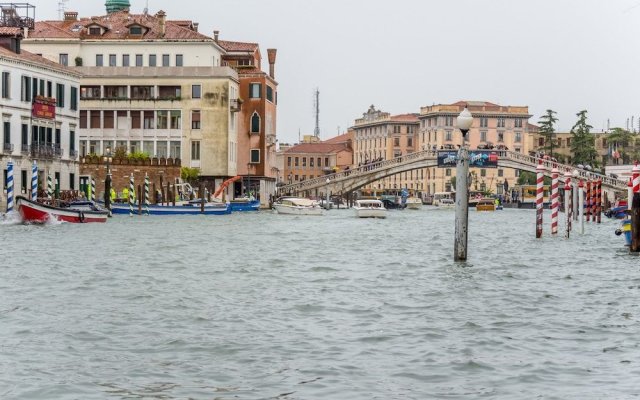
[[405, 197, 423, 210], [273, 197, 323, 215], [353, 199, 387, 218]]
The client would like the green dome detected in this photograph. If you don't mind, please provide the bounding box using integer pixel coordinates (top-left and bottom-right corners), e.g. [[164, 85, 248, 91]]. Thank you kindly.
[[105, 0, 130, 13]]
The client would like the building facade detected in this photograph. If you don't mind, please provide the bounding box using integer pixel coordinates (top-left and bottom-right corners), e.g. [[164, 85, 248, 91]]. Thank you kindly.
[[352, 105, 424, 195], [419, 101, 532, 195], [1, 25, 81, 210], [22, 6, 243, 197]]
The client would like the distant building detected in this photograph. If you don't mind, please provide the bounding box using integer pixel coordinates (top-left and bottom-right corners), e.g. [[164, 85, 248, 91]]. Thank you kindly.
[[352, 105, 423, 195], [529, 126, 615, 168], [22, 6, 242, 198], [419, 101, 532, 195], [0, 22, 81, 209]]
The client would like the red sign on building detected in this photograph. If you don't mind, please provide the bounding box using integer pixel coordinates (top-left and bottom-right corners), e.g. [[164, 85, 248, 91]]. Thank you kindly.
[[32, 96, 56, 119]]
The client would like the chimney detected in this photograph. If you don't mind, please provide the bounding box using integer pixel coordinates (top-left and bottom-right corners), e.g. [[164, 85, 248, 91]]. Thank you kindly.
[[0, 29, 23, 54], [192, 22, 199, 32], [156, 10, 166, 37], [213, 30, 219, 43], [64, 11, 78, 21], [267, 48, 277, 79]]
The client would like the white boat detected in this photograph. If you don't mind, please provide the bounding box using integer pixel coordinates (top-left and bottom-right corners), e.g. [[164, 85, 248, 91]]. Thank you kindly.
[[432, 191, 454, 206], [273, 197, 324, 215], [353, 199, 387, 218], [405, 197, 422, 210], [436, 198, 455, 208]]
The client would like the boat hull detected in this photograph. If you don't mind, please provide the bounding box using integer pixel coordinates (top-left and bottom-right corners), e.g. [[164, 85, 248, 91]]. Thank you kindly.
[[354, 208, 387, 218], [16, 196, 109, 223], [230, 199, 261, 212], [273, 204, 323, 215], [110, 203, 230, 215]]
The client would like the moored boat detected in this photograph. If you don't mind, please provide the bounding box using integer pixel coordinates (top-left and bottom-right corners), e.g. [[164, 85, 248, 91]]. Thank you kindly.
[[273, 197, 323, 215], [436, 198, 455, 208], [16, 195, 109, 223], [229, 197, 261, 211], [476, 199, 496, 211], [353, 199, 387, 218], [405, 197, 423, 210], [109, 201, 230, 215]]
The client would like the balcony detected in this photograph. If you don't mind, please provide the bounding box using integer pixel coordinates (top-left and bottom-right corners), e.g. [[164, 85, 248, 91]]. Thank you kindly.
[[69, 149, 78, 159], [3, 143, 14, 153], [230, 98, 242, 112], [30, 144, 63, 160], [21, 144, 29, 154]]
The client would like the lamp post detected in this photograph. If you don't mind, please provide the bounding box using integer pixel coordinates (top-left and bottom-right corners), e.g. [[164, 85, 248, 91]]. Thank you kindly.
[[247, 163, 251, 199], [103, 146, 113, 217], [325, 178, 331, 210], [454, 107, 473, 261]]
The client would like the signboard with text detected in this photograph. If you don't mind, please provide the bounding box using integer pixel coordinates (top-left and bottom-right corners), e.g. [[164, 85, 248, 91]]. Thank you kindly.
[[32, 96, 56, 120], [437, 150, 499, 168]]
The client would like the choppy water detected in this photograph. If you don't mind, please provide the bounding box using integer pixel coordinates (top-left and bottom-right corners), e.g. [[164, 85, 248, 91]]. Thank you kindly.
[[1, 207, 638, 399]]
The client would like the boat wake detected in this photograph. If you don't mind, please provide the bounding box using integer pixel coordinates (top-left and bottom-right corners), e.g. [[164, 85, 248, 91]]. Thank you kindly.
[[0, 211, 22, 225]]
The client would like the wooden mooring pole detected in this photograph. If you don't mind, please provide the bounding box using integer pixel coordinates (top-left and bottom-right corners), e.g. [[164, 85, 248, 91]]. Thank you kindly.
[[631, 193, 640, 252]]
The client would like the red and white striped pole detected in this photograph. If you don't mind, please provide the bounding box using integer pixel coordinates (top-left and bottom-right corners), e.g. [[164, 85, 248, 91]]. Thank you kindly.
[[591, 180, 597, 223], [633, 162, 640, 194], [585, 180, 591, 222], [536, 163, 545, 238], [551, 168, 559, 235], [628, 178, 634, 211], [596, 179, 602, 223], [564, 171, 573, 227], [564, 179, 571, 238], [578, 180, 584, 234]]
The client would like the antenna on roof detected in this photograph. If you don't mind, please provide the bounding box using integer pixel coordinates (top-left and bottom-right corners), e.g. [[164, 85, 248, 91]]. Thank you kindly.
[[57, 0, 69, 20], [143, 0, 149, 15], [313, 88, 320, 138]]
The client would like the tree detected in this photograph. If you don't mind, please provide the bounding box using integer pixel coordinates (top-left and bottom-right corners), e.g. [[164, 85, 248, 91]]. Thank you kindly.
[[181, 167, 199, 183], [607, 127, 640, 164], [538, 109, 558, 158], [570, 110, 598, 168]]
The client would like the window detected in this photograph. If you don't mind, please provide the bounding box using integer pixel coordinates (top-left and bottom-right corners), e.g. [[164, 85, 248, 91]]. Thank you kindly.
[[191, 141, 200, 160], [69, 173, 75, 190], [249, 83, 261, 98], [21, 124, 28, 147], [250, 112, 260, 133], [310, 158, 314, 167], [157, 110, 168, 129], [497, 117, 505, 128], [169, 141, 180, 158], [59, 53, 68, 66], [80, 86, 100, 99], [266, 85, 274, 102], [176, 54, 183, 66], [89, 27, 101, 35], [445, 130, 452, 141], [515, 118, 523, 128], [104, 85, 126, 99], [70, 130, 75, 151], [162, 54, 170, 67], [90, 111, 101, 129], [149, 54, 156, 67], [143, 111, 154, 129], [480, 117, 488, 128], [515, 132, 521, 143], [122, 54, 130, 67], [56, 84, 65, 107], [250, 149, 260, 163], [191, 110, 201, 129], [158, 85, 181, 99], [129, 26, 143, 35], [287, 157, 291, 167], [407, 137, 413, 147], [3, 121, 10, 145], [480, 131, 487, 142], [566, 138, 571, 147], [445, 168, 451, 177], [21, 75, 31, 102], [498, 131, 504, 142], [79, 110, 87, 129], [103, 111, 114, 129], [55, 128, 60, 146], [96, 54, 103, 66], [70, 87, 78, 110], [1, 72, 9, 99], [480, 169, 487, 177], [191, 85, 201, 99], [498, 169, 504, 177], [109, 54, 116, 66], [302, 157, 306, 167], [294, 157, 299, 167], [445, 116, 453, 126], [46, 81, 52, 97], [135, 54, 143, 66], [170, 111, 181, 129], [131, 86, 153, 99], [325, 157, 329, 167]]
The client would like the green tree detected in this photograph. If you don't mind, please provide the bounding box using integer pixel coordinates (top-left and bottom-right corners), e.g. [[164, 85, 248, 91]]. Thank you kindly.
[[181, 167, 199, 183], [607, 127, 640, 164], [570, 110, 598, 168], [538, 109, 558, 158]]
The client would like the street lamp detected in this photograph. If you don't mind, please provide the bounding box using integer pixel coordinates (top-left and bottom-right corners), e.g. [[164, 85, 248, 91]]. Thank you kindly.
[[325, 178, 330, 210], [454, 106, 473, 261], [247, 163, 251, 199], [103, 146, 113, 216]]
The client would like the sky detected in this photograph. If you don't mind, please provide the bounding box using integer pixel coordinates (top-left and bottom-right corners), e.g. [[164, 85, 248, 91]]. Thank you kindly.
[[26, 0, 640, 143]]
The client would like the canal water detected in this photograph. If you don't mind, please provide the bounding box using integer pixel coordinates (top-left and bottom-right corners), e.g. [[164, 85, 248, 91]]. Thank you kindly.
[[1, 207, 637, 399]]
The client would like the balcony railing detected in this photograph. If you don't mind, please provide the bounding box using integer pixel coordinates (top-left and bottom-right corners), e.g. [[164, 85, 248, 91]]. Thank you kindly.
[[69, 149, 78, 159], [21, 144, 29, 154], [3, 143, 13, 153], [30, 144, 64, 159]]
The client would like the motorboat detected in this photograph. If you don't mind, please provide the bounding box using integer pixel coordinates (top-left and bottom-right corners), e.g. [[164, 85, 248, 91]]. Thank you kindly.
[[109, 200, 230, 215], [436, 198, 455, 208], [476, 199, 496, 211], [229, 197, 261, 211], [16, 195, 109, 223], [273, 197, 323, 215], [353, 199, 387, 218], [405, 197, 422, 210]]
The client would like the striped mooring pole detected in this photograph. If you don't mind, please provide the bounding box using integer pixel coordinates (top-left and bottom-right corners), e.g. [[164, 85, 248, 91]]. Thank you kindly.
[[564, 179, 571, 238], [6, 160, 14, 213], [551, 168, 559, 235], [585, 180, 591, 222], [628, 178, 634, 211], [31, 161, 38, 201], [91, 177, 96, 202], [633, 163, 640, 195], [596, 179, 602, 223], [129, 173, 134, 217], [578, 180, 585, 234], [144, 173, 150, 215], [46, 174, 53, 200], [536, 163, 545, 238]]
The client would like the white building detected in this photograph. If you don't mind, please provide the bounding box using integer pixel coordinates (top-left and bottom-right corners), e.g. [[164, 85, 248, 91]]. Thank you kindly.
[[1, 27, 81, 210], [22, 4, 241, 184]]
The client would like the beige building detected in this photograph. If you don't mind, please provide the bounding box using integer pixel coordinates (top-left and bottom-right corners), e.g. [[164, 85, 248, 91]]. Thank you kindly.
[[352, 105, 425, 195], [419, 101, 532, 195]]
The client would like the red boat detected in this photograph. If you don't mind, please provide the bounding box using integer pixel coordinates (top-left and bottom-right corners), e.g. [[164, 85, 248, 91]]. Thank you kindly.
[[16, 196, 109, 223]]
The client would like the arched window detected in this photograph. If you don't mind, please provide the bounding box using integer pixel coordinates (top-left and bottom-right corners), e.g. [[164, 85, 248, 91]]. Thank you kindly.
[[251, 112, 260, 134]]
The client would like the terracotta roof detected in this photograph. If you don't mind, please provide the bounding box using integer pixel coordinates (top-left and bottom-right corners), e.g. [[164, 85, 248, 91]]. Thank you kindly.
[[0, 47, 81, 76], [390, 113, 419, 123], [0, 27, 22, 36], [323, 132, 352, 144], [285, 143, 350, 154], [452, 100, 501, 107], [218, 40, 259, 52], [29, 10, 212, 41]]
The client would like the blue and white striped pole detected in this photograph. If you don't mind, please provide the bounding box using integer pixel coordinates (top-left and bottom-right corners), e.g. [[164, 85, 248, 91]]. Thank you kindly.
[[46, 174, 53, 200], [90, 177, 96, 202], [6, 160, 14, 212], [31, 161, 38, 201], [144, 173, 149, 215], [129, 173, 134, 217]]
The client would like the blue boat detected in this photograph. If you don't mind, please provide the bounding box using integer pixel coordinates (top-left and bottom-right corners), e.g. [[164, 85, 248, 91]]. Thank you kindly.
[[109, 201, 230, 216], [229, 198, 261, 212]]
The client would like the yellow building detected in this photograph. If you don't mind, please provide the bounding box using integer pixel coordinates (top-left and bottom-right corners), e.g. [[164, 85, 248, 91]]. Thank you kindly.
[[419, 101, 532, 196], [352, 105, 424, 195]]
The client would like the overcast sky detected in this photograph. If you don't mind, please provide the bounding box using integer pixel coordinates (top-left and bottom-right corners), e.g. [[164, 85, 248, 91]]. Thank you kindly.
[[27, 0, 640, 143]]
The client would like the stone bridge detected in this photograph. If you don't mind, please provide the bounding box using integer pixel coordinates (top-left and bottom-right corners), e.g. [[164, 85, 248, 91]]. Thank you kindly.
[[280, 149, 629, 198]]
